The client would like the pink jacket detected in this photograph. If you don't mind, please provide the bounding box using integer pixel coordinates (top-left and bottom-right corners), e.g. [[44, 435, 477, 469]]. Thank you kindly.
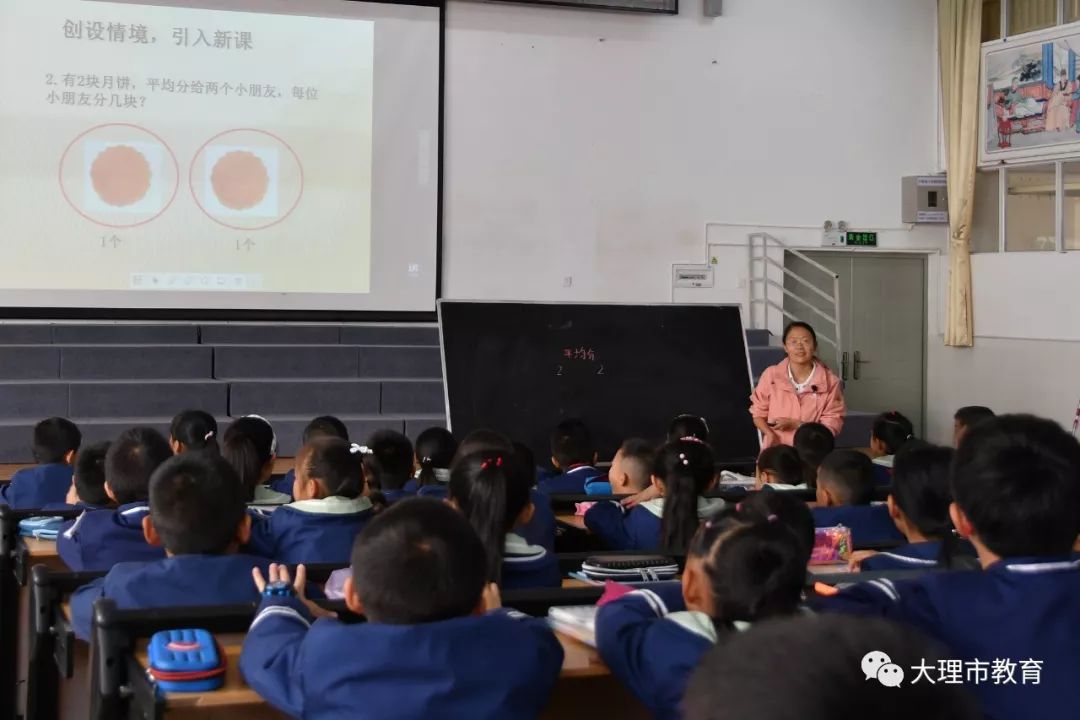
[[750, 358, 846, 448]]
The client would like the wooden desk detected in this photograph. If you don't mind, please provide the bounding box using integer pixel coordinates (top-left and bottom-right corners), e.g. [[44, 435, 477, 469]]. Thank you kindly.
[[132, 631, 648, 719]]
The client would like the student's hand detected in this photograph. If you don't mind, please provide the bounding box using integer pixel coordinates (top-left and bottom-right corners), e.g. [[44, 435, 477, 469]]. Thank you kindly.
[[621, 484, 661, 508], [772, 418, 802, 432], [482, 583, 502, 612], [65, 483, 80, 507], [252, 563, 338, 619], [847, 550, 878, 572]]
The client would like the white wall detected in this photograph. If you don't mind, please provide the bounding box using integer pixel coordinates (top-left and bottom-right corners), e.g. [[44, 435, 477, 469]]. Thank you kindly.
[[925, 252, 1080, 443], [441, 0, 946, 303]]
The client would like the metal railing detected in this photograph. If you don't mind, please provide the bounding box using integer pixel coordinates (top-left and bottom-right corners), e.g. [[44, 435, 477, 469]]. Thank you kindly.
[[747, 232, 843, 370]]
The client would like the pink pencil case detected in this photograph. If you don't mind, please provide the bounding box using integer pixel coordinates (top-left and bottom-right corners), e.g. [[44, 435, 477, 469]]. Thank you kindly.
[[810, 525, 852, 565]]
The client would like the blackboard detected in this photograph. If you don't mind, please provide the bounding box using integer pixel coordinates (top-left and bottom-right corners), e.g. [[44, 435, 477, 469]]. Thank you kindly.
[[438, 301, 760, 466]]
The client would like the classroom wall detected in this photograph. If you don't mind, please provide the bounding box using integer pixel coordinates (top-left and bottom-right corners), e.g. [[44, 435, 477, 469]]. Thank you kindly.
[[924, 252, 1080, 444], [441, 0, 946, 303]]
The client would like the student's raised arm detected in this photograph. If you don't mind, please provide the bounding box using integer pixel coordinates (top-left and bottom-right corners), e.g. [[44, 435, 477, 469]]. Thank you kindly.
[[584, 501, 635, 550], [595, 584, 695, 714], [239, 593, 313, 718], [811, 575, 942, 634]]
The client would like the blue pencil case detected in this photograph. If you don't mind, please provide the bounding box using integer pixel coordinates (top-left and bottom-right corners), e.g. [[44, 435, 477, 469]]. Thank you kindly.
[[18, 516, 66, 540], [147, 629, 226, 692]]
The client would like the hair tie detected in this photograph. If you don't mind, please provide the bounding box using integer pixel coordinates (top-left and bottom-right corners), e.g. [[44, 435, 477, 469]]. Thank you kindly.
[[678, 452, 689, 466], [351, 443, 372, 455], [422, 456, 432, 464], [905, 434, 913, 440], [203, 430, 214, 441], [767, 514, 778, 523], [680, 436, 705, 445], [480, 456, 503, 470], [735, 501, 744, 512]]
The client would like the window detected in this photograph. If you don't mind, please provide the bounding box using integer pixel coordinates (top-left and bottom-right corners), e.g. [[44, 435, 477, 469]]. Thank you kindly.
[[1009, 0, 1059, 36], [1064, 160, 1080, 248], [1067, 0, 1080, 23], [972, 170, 1001, 253], [1006, 164, 1057, 251], [984, 1, 1004, 42]]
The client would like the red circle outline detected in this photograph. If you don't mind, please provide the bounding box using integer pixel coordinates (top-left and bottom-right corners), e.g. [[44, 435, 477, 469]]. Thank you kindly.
[[188, 128, 305, 232], [58, 123, 180, 229]]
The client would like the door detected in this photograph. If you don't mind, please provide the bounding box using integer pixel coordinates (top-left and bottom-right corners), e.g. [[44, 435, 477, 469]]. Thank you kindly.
[[784, 251, 927, 435]]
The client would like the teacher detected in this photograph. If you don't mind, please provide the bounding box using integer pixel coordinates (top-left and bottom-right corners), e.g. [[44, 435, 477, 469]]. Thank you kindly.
[[750, 321, 846, 449]]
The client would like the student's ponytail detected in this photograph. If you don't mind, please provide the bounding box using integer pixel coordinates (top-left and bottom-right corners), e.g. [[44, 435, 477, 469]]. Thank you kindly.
[[222, 417, 275, 501], [170, 410, 219, 454], [304, 439, 365, 499], [449, 450, 529, 584], [657, 439, 715, 552], [872, 411, 916, 455], [689, 507, 805, 630], [414, 427, 457, 487]]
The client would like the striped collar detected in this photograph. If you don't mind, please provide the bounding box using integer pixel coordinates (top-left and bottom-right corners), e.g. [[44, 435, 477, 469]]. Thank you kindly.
[[872, 455, 895, 469], [504, 532, 546, 562], [994, 556, 1080, 574], [565, 465, 597, 475], [639, 496, 727, 519], [288, 496, 373, 515]]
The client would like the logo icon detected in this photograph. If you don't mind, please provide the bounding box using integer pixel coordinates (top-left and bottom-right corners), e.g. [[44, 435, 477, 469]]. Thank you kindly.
[[862, 650, 904, 687]]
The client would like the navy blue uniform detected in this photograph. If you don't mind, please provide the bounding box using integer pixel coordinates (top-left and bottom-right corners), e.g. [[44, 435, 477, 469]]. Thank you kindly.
[[860, 541, 943, 571], [538, 465, 606, 495], [585, 498, 726, 552], [70, 553, 268, 640], [403, 468, 450, 494], [815, 556, 1080, 720], [872, 456, 893, 486], [267, 470, 295, 498], [812, 504, 905, 546], [57, 503, 166, 571], [596, 583, 718, 720], [246, 497, 374, 564], [240, 596, 564, 719], [0, 464, 73, 509]]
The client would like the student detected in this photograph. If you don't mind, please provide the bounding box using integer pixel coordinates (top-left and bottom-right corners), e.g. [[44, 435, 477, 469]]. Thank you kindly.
[[247, 437, 373, 564], [44, 441, 112, 511], [682, 615, 981, 720], [448, 450, 560, 589], [362, 429, 416, 504], [70, 452, 268, 640], [953, 405, 994, 448], [405, 426, 457, 495], [815, 415, 1080, 719], [851, 444, 966, 572], [240, 499, 564, 719], [607, 438, 656, 494], [869, 411, 915, 485], [586, 439, 722, 552], [268, 415, 349, 497], [168, 409, 219, 455], [812, 450, 904, 546], [737, 489, 816, 566], [453, 430, 557, 552], [596, 507, 806, 719], [667, 414, 709, 443], [793, 421, 835, 488], [57, 427, 172, 571], [0, 417, 81, 509], [222, 416, 290, 509], [538, 419, 605, 495], [755, 445, 805, 490]]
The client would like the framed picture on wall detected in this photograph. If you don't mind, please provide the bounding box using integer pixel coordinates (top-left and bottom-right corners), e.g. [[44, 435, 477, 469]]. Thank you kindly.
[[981, 23, 1080, 165]]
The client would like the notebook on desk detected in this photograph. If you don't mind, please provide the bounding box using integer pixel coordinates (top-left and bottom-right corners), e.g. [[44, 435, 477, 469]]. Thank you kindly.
[[548, 605, 599, 648]]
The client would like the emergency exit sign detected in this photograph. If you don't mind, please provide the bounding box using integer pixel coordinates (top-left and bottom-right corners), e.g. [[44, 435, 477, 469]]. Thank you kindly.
[[844, 231, 878, 247]]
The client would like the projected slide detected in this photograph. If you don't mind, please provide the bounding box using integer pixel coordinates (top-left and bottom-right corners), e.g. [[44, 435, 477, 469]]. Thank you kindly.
[[0, 0, 379, 298]]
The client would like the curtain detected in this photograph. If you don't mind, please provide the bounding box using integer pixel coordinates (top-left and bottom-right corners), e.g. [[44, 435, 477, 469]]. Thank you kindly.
[[938, 0, 982, 347]]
